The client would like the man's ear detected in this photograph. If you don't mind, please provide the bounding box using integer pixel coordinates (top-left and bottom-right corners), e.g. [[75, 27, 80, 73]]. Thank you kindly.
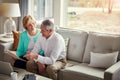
[[49, 29, 53, 32]]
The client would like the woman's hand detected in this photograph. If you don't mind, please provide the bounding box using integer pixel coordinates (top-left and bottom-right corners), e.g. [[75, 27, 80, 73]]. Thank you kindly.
[[24, 52, 31, 60]]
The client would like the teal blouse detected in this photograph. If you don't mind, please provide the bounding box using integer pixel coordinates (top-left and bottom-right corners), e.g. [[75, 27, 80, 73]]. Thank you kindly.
[[16, 29, 44, 57]]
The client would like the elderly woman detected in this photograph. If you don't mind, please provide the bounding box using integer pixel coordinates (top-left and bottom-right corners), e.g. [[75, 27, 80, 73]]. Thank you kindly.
[[14, 15, 44, 71], [16, 15, 44, 59]]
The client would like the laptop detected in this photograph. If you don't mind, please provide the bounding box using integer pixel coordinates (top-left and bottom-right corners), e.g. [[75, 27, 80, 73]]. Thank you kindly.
[[0, 61, 14, 76]]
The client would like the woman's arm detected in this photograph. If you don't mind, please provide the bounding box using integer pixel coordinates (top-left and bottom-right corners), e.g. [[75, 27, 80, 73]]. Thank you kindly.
[[16, 33, 25, 57]]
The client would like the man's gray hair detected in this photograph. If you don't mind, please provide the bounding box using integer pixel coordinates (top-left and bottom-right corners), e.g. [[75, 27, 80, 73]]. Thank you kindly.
[[41, 19, 55, 30]]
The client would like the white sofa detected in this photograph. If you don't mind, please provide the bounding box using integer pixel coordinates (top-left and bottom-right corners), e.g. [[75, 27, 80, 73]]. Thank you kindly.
[[57, 28, 120, 80], [0, 28, 120, 80]]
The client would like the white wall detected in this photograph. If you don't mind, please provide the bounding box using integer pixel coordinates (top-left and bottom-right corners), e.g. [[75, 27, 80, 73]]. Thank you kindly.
[[0, 0, 18, 34]]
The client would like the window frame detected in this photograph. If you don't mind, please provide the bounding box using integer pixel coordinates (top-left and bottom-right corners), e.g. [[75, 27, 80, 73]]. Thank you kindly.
[[28, 0, 54, 21]]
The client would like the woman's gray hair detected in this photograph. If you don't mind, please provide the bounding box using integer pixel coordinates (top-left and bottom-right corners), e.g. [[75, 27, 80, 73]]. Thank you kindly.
[[41, 19, 55, 30]]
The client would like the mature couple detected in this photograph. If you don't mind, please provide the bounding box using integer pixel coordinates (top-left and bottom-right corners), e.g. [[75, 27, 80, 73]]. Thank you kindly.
[[12, 15, 66, 80]]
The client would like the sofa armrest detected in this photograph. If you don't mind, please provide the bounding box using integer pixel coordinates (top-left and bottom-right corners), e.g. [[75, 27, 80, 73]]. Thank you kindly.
[[0, 42, 13, 54], [104, 61, 120, 80]]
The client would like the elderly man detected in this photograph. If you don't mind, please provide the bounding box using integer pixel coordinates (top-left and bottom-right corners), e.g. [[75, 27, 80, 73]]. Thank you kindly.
[[30, 19, 67, 80]]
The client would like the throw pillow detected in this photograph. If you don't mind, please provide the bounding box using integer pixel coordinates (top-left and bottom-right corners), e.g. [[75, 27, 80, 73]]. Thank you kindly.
[[12, 30, 20, 51], [89, 51, 118, 68]]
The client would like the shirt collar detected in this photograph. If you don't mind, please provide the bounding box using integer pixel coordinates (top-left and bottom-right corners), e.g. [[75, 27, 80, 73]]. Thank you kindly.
[[47, 31, 55, 41]]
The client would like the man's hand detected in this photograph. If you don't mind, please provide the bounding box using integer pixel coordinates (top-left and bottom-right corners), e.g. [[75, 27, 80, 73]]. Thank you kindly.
[[23, 52, 39, 60], [29, 53, 39, 60], [37, 62, 46, 74]]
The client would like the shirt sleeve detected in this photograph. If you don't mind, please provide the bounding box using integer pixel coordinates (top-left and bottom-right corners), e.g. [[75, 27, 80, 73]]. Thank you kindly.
[[31, 35, 41, 54], [34, 38, 64, 65]]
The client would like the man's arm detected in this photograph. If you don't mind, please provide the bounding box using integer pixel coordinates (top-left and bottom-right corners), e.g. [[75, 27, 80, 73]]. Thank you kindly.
[[35, 38, 65, 65], [31, 36, 42, 54], [27, 36, 42, 60]]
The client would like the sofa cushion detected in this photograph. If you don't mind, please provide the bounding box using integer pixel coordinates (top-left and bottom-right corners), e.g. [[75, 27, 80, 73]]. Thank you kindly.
[[0, 67, 27, 80], [57, 28, 88, 62], [64, 38, 70, 57], [0, 74, 10, 80], [59, 63, 105, 80], [83, 32, 120, 63], [89, 51, 118, 68], [3, 52, 15, 66]]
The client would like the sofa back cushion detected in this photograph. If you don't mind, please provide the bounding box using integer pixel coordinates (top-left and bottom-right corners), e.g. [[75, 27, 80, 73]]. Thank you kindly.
[[57, 28, 88, 62], [83, 32, 120, 63]]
